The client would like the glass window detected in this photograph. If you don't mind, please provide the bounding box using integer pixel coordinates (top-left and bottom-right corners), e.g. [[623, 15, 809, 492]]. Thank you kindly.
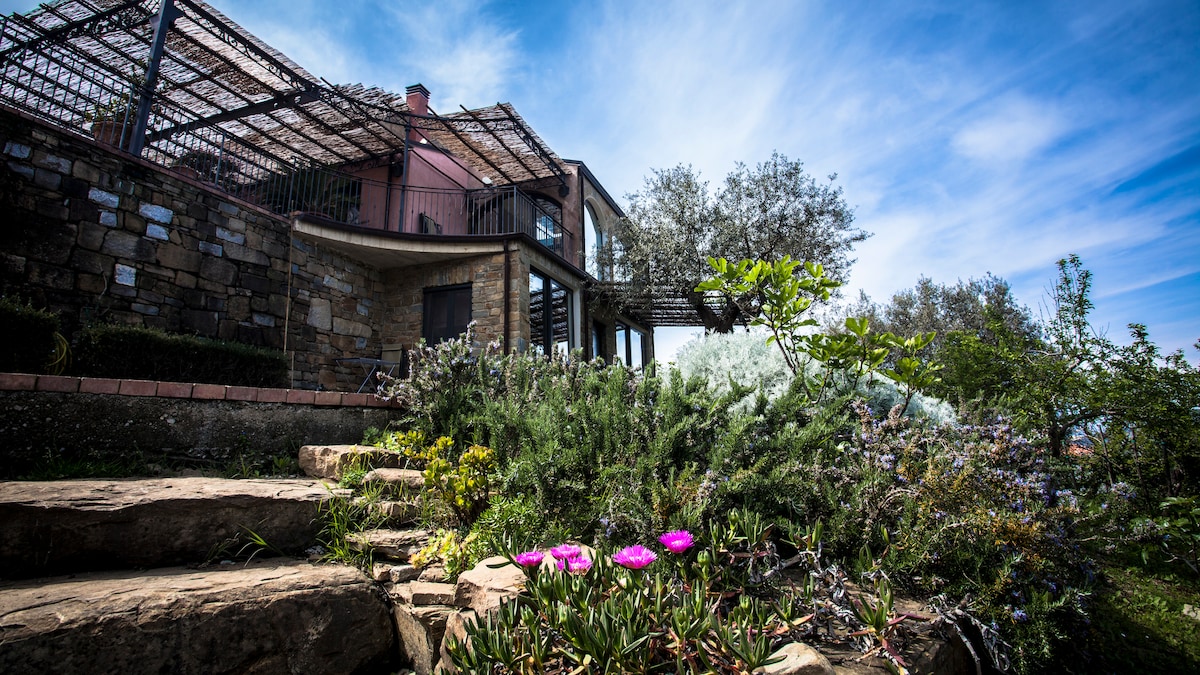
[[530, 269, 574, 354], [424, 284, 472, 344], [614, 321, 645, 368], [629, 328, 644, 369], [584, 203, 606, 280]]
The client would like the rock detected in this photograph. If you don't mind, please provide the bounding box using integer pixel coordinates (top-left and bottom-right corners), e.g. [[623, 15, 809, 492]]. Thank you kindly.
[[372, 562, 394, 582], [0, 559, 395, 675], [410, 581, 456, 606], [390, 564, 422, 583], [436, 609, 478, 675], [298, 444, 404, 480], [0, 478, 331, 578], [1184, 603, 1200, 621], [363, 468, 426, 494], [347, 528, 430, 562], [394, 603, 454, 675], [371, 499, 420, 523], [755, 642, 835, 675], [419, 565, 447, 582], [392, 581, 452, 606], [453, 555, 525, 615]]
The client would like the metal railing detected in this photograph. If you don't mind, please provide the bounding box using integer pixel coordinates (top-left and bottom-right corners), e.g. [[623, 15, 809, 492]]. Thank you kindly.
[[0, 11, 573, 261]]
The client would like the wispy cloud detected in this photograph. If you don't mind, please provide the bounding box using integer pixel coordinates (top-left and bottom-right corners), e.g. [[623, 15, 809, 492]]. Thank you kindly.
[[951, 97, 1068, 164]]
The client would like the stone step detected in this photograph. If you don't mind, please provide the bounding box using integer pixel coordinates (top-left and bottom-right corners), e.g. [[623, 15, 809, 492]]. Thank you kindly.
[[362, 467, 425, 493], [0, 477, 334, 578], [299, 444, 405, 480], [0, 558, 395, 675], [348, 528, 431, 562], [365, 498, 420, 524]]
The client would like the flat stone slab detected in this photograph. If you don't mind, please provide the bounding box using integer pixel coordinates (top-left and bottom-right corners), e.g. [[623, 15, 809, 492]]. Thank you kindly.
[[394, 602, 454, 675], [0, 478, 333, 578], [298, 444, 404, 480], [393, 581, 456, 606], [0, 559, 394, 675], [348, 528, 430, 562], [363, 468, 426, 493]]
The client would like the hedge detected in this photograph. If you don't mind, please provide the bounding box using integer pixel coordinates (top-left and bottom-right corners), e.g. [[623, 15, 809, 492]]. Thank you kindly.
[[0, 297, 61, 374], [73, 324, 288, 387]]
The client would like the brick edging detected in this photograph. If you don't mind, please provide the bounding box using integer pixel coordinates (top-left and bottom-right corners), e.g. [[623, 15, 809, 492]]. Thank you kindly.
[[0, 373, 399, 408]]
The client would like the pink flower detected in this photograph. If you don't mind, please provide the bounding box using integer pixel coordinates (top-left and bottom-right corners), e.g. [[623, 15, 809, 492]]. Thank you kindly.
[[550, 544, 582, 560], [659, 530, 695, 554], [612, 544, 657, 569], [514, 551, 544, 568], [567, 556, 593, 574]]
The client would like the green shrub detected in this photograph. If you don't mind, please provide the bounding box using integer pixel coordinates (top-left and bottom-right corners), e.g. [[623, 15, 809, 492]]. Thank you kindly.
[[73, 323, 287, 386], [0, 297, 63, 374]]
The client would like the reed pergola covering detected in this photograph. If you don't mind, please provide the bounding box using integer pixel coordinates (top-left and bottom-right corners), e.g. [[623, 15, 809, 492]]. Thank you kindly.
[[0, 0, 567, 189]]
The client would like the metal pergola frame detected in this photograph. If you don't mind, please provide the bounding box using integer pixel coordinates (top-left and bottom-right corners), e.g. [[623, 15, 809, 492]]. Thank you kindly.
[[0, 0, 568, 191]]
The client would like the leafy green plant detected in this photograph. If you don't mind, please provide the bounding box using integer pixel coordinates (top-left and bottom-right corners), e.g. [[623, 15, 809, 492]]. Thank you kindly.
[[73, 323, 287, 386], [0, 296, 65, 374], [1137, 496, 1200, 576]]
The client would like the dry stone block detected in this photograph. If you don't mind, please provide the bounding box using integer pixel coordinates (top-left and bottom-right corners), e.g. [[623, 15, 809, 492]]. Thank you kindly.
[[347, 529, 430, 562], [394, 603, 454, 675], [409, 581, 456, 606], [298, 444, 404, 480], [0, 478, 331, 578], [0, 559, 395, 675], [453, 555, 525, 615], [363, 468, 426, 493], [371, 562, 420, 583], [754, 642, 835, 675], [436, 608, 477, 675]]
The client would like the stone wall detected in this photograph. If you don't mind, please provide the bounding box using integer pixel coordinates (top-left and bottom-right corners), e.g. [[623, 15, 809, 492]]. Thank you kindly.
[[381, 249, 518, 351], [0, 106, 383, 390], [0, 378, 397, 478]]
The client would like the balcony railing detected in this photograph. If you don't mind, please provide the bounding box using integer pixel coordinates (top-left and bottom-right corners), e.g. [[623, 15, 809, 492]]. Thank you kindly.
[[0, 18, 573, 262], [278, 165, 572, 259]]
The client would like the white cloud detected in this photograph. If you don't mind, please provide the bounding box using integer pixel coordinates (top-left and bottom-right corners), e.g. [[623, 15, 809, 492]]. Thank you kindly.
[[951, 97, 1069, 164]]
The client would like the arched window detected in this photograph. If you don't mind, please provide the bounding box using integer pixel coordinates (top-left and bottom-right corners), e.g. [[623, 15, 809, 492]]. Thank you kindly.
[[584, 202, 606, 280]]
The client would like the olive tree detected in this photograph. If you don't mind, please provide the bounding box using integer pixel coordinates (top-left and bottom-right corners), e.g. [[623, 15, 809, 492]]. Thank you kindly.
[[610, 152, 866, 332]]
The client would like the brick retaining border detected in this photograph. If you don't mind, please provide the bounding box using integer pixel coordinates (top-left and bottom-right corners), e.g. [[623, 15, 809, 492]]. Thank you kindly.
[[0, 372, 401, 408]]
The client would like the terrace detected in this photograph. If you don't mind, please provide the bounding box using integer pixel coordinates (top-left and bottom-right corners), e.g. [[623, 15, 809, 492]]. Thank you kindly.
[[0, 0, 572, 262]]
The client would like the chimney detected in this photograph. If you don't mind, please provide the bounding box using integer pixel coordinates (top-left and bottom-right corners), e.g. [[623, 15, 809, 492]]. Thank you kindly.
[[405, 83, 430, 143]]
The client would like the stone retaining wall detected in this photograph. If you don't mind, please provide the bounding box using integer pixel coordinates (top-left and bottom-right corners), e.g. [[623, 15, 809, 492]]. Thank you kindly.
[[0, 372, 399, 478], [0, 105, 384, 391]]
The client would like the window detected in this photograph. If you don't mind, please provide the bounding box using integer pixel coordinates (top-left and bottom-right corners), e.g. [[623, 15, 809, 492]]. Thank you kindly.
[[584, 202, 607, 280], [423, 284, 472, 344], [614, 321, 645, 368], [529, 270, 573, 354]]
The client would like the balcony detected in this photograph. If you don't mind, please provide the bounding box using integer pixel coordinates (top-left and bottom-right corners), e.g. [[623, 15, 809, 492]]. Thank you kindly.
[[268, 166, 571, 259]]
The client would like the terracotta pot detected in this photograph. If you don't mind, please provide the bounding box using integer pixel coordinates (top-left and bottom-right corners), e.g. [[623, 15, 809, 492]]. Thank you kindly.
[[90, 121, 132, 151]]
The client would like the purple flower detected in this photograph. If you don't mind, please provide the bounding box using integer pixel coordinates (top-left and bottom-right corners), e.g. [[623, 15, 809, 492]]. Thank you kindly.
[[550, 544, 581, 560], [556, 555, 592, 574], [1012, 608, 1028, 623], [659, 530, 695, 554], [514, 551, 544, 568], [612, 545, 658, 569]]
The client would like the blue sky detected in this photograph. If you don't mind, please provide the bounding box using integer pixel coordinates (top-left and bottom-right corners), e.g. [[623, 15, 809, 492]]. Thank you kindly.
[[4, 0, 1198, 362]]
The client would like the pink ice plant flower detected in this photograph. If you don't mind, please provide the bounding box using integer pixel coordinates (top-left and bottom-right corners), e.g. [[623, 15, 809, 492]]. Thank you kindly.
[[612, 544, 658, 569], [550, 544, 582, 560], [514, 550, 544, 568], [566, 556, 593, 574], [659, 530, 695, 554], [555, 554, 592, 574]]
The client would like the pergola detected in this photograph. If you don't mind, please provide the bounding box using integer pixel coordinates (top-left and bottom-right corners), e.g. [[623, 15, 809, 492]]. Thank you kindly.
[[0, 0, 567, 189]]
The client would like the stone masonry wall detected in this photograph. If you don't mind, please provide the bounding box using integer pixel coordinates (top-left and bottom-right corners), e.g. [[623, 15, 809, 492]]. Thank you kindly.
[[381, 250, 513, 351], [0, 106, 383, 391]]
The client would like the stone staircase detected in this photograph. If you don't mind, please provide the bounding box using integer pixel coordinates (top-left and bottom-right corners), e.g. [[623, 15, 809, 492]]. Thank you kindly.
[[0, 443, 508, 675], [0, 443, 974, 675]]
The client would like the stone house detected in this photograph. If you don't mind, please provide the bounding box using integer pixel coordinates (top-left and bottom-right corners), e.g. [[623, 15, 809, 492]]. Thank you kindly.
[[0, 0, 653, 390]]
